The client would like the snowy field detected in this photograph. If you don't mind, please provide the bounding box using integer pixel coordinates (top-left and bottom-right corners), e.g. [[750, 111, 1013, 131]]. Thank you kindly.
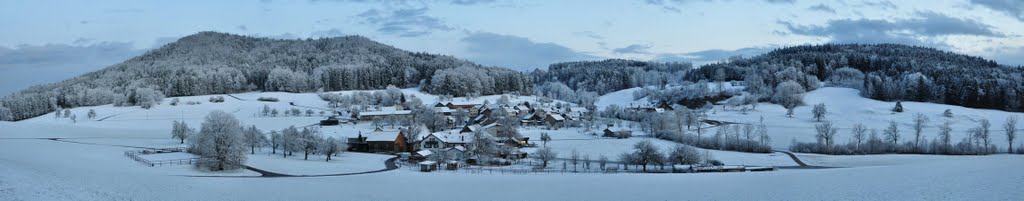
[[600, 87, 1024, 150], [2, 87, 1024, 200]]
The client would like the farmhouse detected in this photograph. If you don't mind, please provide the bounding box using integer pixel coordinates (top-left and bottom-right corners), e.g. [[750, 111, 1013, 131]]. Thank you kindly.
[[544, 113, 566, 128], [603, 125, 633, 139], [364, 129, 407, 153]]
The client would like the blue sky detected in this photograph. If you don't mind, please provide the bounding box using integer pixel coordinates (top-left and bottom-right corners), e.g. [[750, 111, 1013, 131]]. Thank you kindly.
[[1, 0, 1023, 95]]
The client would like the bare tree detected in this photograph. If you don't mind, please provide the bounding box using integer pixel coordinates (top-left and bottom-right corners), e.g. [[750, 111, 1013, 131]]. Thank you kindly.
[[570, 149, 580, 172], [938, 120, 953, 153], [815, 121, 838, 151], [171, 120, 193, 144], [535, 146, 557, 168], [1005, 116, 1018, 153], [850, 123, 867, 149], [632, 140, 664, 172], [884, 120, 900, 145], [977, 119, 991, 150], [598, 155, 608, 170], [540, 132, 552, 147], [912, 113, 929, 149]]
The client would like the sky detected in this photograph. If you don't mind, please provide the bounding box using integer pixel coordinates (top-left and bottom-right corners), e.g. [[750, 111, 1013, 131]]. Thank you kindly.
[[0, 0, 1023, 95]]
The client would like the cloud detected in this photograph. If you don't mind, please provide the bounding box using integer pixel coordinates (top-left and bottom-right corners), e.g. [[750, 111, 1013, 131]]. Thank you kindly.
[[613, 44, 653, 54], [459, 32, 600, 71], [779, 12, 1004, 47], [644, 0, 794, 13], [807, 4, 836, 14], [573, 31, 604, 40], [236, 25, 248, 31], [357, 8, 452, 37], [653, 46, 776, 65], [0, 42, 144, 96], [861, 0, 897, 10], [450, 0, 497, 5], [969, 0, 1024, 21]]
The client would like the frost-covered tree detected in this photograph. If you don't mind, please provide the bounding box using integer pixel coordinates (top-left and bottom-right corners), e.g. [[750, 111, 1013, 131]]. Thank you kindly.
[[87, 109, 96, 120], [171, 120, 193, 144], [243, 125, 266, 154], [63, 109, 71, 118], [815, 121, 838, 150], [0, 106, 12, 121], [598, 155, 608, 170], [884, 120, 900, 145], [976, 119, 991, 150], [320, 136, 346, 162], [281, 126, 301, 158], [535, 146, 557, 168], [938, 120, 953, 152], [912, 113, 929, 149], [300, 127, 322, 160], [540, 132, 551, 147], [667, 145, 701, 166], [1006, 116, 1018, 153], [812, 103, 827, 122], [570, 149, 581, 172], [772, 80, 805, 117], [851, 123, 867, 149], [632, 140, 664, 172], [269, 131, 282, 154], [468, 130, 499, 161], [189, 110, 247, 171]]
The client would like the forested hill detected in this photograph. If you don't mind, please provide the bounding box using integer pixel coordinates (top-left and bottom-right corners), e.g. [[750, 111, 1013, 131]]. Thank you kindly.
[[0, 32, 532, 121], [688, 43, 1024, 112]]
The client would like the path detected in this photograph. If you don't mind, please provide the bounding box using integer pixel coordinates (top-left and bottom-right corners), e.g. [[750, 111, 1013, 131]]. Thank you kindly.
[[770, 150, 835, 169]]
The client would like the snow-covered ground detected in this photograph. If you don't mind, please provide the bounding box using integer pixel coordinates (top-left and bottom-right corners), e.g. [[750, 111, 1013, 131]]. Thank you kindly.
[[2, 87, 1024, 200], [599, 86, 1024, 150]]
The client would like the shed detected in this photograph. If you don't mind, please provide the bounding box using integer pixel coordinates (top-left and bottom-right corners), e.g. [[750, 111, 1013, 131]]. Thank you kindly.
[[418, 161, 438, 172]]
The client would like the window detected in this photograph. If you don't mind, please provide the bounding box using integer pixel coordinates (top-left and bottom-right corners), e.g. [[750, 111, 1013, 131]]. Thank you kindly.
[[425, 140, 439, 148]]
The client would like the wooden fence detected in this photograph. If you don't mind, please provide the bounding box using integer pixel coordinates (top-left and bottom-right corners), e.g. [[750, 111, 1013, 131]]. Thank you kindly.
[[123, 148, 211, 167]]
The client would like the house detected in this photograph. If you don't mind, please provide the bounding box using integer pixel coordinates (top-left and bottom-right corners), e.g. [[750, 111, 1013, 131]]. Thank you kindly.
[[445, 146, 467, 160], [358, 106, 412, 121], [521, 113, 544, 126], [443, 102, 481, 116], [420, 131, 472, 151], [543, 113, 566, 128], [365, 130, 407, 153], [603, 125, 632, 139], [319, 116, 339, 125]]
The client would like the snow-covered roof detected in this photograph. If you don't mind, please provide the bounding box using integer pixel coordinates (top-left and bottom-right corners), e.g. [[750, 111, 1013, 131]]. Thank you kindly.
[[448, 145, 466, 152], [569, 107, 589, 112], [427, 131, 472, 144], [433, 106, 455, 113], [365, 131, 402, 142], [418, 160, 436, 165], [416, 150, 433, 157], [547, 114, 565, 121], [605, 126, 630, 133], [360, 109, 412, 117]]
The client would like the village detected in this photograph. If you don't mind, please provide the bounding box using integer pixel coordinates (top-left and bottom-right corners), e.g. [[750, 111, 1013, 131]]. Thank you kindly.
[[235, 89, 774, 174]]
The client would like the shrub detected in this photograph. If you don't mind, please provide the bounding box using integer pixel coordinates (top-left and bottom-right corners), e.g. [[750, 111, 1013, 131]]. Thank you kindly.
[[257, 97, 279, 102], [208, 96, 225, 103]]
